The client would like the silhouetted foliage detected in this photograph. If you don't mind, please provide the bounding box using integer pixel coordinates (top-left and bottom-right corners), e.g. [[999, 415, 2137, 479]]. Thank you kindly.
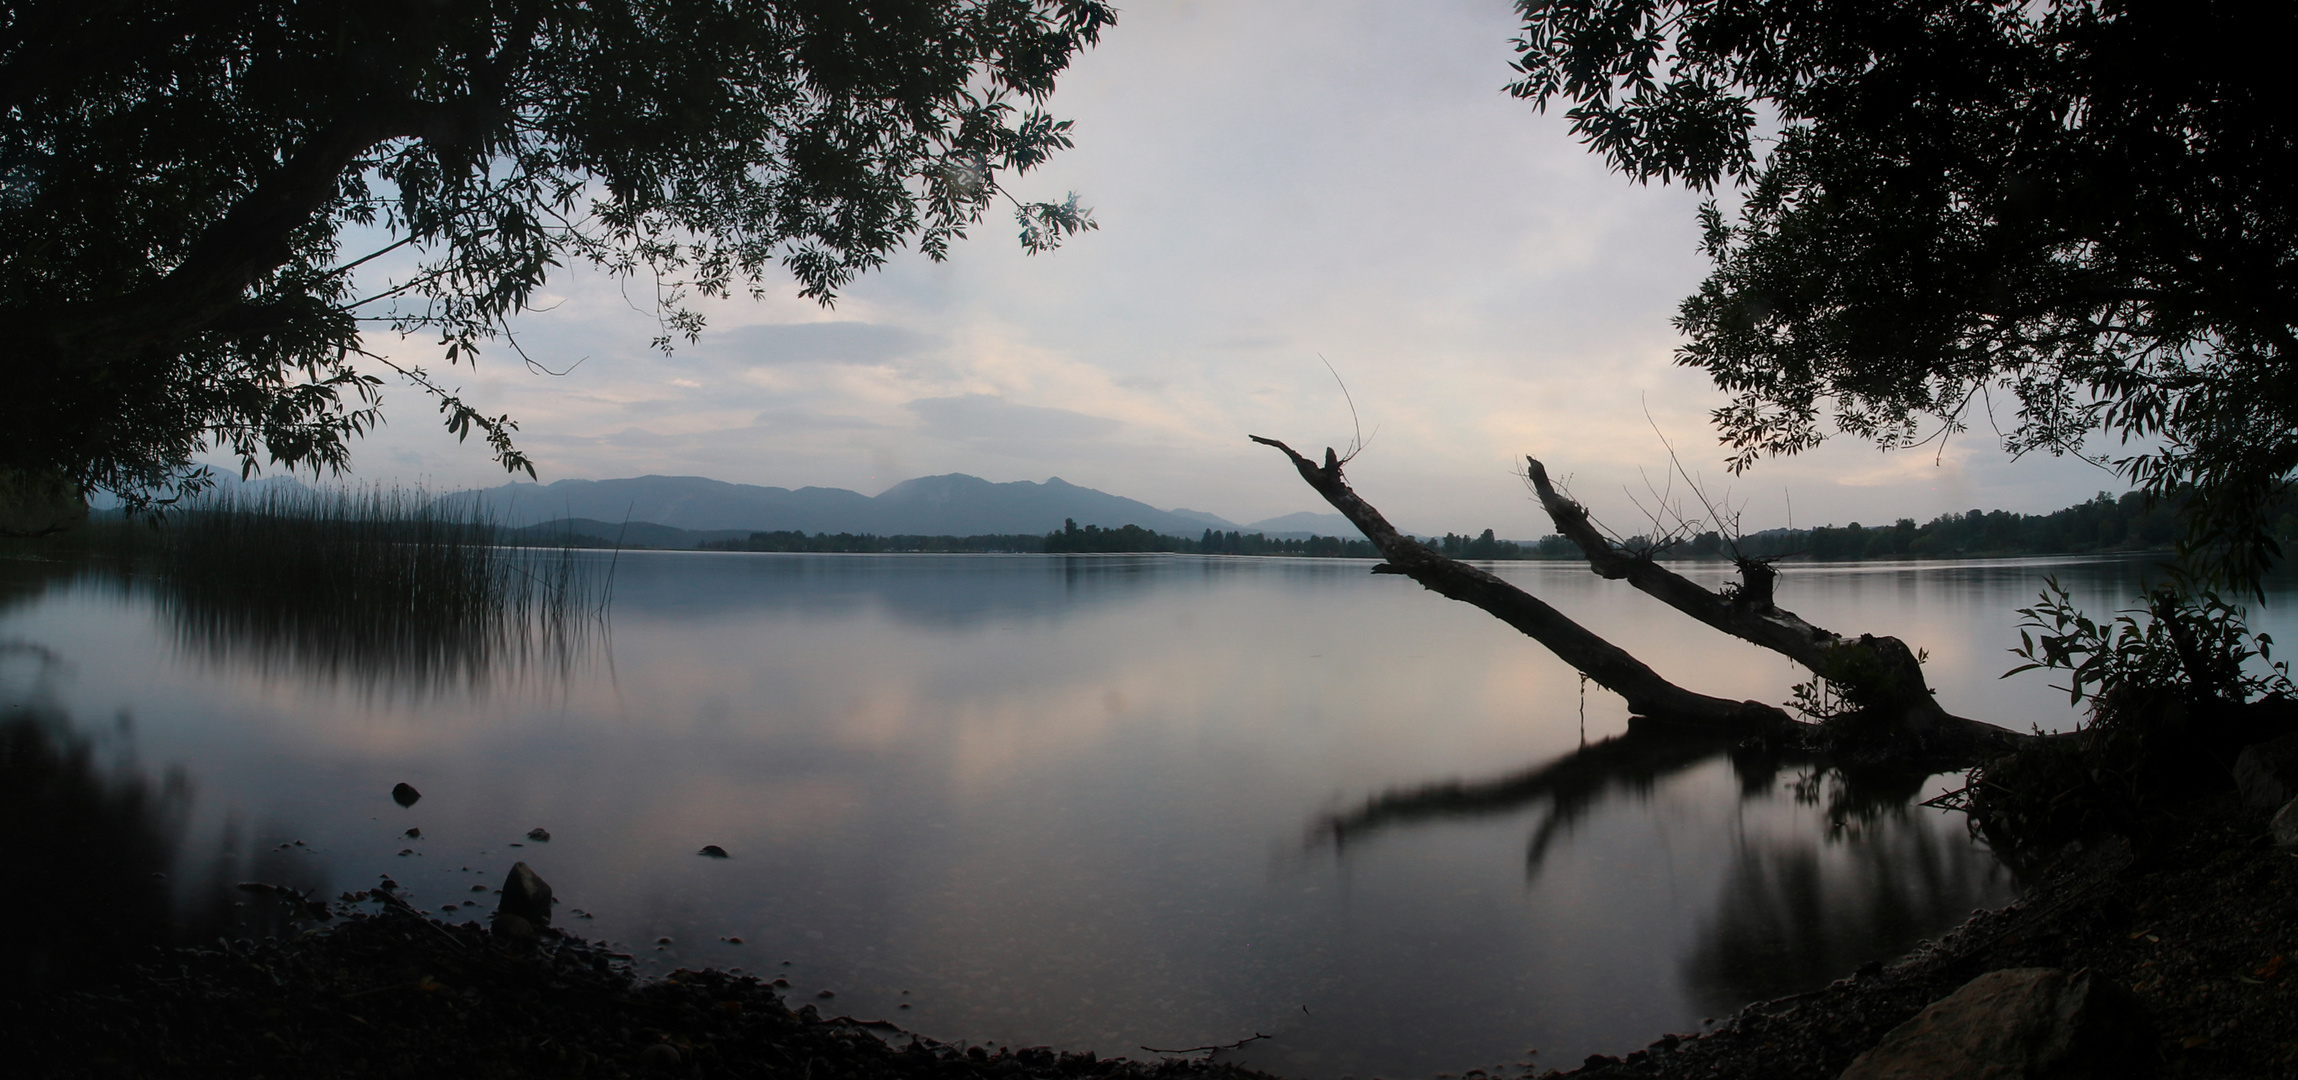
[[1045, 519, 1175, 553], [1512, 0, 2298, 588], [3, 1, 1112, 509]]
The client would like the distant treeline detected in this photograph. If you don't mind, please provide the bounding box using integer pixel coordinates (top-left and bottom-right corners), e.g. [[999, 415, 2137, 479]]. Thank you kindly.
[[1622, 488, 2298, 562], [696, 519, 1383, 557], [698, 530, 1046, 553], [671, 487, 2296, 563]]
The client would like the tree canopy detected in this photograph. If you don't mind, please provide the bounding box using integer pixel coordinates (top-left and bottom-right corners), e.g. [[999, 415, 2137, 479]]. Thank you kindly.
[[1510, 0, 2296, 585], [1, 0, 1112, 510]]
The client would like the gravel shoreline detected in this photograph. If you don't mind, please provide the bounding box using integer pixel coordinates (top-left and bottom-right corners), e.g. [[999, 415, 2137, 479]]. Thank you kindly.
[[8, 889, 1280, 1080]]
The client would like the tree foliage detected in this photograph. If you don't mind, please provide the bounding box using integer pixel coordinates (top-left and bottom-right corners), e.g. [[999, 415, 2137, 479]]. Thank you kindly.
[[1510, 0, 2296, 586], [1, 0, 1112, 509]]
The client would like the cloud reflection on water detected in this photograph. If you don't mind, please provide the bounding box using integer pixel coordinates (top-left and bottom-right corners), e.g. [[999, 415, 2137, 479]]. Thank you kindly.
[[0, 550, 2113, 1075]]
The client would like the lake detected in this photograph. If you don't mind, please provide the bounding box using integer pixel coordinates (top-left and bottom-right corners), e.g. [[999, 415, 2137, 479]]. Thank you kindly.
[[3, 550, 2268, 1077]]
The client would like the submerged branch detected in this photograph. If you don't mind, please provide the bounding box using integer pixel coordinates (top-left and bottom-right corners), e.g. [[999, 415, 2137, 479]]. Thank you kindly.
[[1250, 435, 1796, 736]]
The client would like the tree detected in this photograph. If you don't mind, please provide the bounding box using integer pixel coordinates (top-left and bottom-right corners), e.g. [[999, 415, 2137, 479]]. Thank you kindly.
[[1252, 435, 2018, 760], [1, 0, 1112, 511], [1509, 0, 2296, 587]]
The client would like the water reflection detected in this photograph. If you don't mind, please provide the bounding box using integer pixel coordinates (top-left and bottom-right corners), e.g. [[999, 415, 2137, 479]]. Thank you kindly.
[[0, 538, 609, 701], [0, 685, 333, 992], [1313, 722, 2011, 1019], [158, 555, 606, 701], [1685, 805, 1999, 1011], [3, 550, 2055, 1075]]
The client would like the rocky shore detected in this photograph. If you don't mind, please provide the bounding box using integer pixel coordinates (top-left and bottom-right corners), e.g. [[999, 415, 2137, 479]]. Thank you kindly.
[[1547, 792, 2298, 1079], [7, 886, 1276, 1080], [12, 795, 2296, 1079]]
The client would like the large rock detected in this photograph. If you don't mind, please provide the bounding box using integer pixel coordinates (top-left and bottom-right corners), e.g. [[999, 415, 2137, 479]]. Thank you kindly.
[[496, 861, 554, 928], [2234, 734, 2298, 809], [1837, 967, 2147, 1080], [2272, 797, 2298, 847]]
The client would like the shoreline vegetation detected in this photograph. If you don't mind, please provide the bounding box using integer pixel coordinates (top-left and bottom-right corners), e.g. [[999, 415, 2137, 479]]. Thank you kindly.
[[543, 488, 2298, 563]]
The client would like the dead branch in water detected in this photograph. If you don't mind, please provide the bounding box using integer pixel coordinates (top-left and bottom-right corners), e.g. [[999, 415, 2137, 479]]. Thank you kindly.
[[1249, 435, 1796, 737], [1523, 455, 2020, 755]]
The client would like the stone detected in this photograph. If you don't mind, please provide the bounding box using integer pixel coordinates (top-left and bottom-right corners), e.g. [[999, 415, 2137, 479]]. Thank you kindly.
[[390, 782, 421, 807], [1837, 967, 2147, 1080], [526, 827, 550, 842], [2273, 797, 2298, 847], [491, 912, 537, 944], [496, 861, 554, 928], [2233, 733, 2298, 809], [698, 845, 730, 858], [639, 1043, 681, 1070]]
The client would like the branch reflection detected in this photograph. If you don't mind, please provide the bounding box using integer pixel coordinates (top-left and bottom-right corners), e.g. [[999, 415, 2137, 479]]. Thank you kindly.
[[1309, 718, 2012, 1014]]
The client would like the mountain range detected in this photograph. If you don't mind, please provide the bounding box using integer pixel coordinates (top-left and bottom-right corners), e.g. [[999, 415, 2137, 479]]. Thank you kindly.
[[441, 473, 1367, 540]]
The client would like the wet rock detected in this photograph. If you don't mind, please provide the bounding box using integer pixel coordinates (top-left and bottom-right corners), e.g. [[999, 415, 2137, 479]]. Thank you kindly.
[[2234, 734, 2298, 808], [526, 827, 551, 842], [496, 861, 555, 928], [639, 1043, 681, 1070], [492, 912, 538, 944], [1837, 967, 2147, 1080], [698, 845, 729, 858], [2274, 798, 2298, 847], [391, 782, 421, 807], [403, 827, 421, 839]]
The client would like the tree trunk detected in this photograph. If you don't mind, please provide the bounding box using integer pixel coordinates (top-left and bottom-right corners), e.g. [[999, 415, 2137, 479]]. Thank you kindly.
[[1250, 436, 1796, 738], [1251, 436, 2026, 762], [1522, 456, 2020, 756]]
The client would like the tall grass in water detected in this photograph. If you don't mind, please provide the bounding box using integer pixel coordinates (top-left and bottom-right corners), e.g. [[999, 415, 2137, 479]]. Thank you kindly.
[[158, 486, 608, 696]]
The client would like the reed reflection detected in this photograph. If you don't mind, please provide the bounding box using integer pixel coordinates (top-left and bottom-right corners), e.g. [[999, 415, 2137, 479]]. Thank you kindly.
[[153, 487, 611, 698], [1311, 721, 2011, 1012]]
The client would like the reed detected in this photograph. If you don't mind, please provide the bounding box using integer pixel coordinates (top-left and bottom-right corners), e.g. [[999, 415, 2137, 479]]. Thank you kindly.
[[156, 485, 607, 694]]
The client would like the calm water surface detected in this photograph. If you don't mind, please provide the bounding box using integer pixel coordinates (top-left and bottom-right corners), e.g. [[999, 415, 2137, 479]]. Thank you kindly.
[[7, 551, 2272, 1076]]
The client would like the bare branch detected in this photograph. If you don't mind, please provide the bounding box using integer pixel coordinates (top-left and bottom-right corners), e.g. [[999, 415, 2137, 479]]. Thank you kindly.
[[1250, 434, 1795, 735]]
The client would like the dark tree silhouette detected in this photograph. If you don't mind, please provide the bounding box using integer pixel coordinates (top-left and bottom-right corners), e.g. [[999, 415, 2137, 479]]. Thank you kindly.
[[1512, 0, 2297, 587], [1, 1, 1112, 510]]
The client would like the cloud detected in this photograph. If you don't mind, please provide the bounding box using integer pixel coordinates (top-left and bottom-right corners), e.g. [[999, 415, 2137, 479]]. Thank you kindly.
[[905, 394, 1122, 443], [710, 321, 929, 366]]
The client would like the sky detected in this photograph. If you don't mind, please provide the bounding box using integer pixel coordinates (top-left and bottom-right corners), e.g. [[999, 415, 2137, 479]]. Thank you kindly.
[[312, 0, 2129, 537]]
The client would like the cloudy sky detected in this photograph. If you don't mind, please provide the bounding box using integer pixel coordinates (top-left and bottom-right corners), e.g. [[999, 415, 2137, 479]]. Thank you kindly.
[[322, 0, 2124, 536]]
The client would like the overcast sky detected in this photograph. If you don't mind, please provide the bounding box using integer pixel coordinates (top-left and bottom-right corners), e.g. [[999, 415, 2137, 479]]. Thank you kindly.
[[320, 0, 2126, 536]]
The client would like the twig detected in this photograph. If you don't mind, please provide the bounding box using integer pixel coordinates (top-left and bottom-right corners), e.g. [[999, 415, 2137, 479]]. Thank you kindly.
[[1140, 1032, 1271, 1055], [1318, 354, 1370, 465]]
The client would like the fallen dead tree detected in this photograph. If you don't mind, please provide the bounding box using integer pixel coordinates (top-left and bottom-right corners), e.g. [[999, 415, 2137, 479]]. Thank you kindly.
[[1522, 455, 2018, 757], [1250, 436, 2023, 763]]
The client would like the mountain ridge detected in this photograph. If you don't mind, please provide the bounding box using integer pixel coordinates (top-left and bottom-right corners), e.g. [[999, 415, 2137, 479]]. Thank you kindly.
[[444, 473, 1368, 539]]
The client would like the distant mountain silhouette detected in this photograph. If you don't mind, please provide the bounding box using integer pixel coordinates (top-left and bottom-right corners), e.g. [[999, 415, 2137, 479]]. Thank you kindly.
[[1241, 511, 1358, 538], [446, 473, 1274, 538]]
